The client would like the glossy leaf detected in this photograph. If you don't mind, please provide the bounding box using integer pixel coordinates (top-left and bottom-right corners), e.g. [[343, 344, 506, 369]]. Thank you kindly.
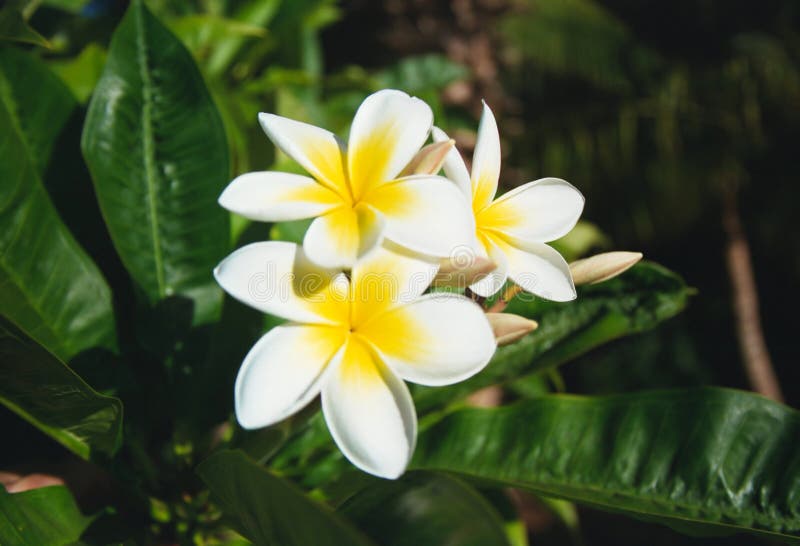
[[82, 0, 229, 324], [0, 56, 116, 360], [0, 485, 91, 546], [197, 450, 375, 546], [413, 262, 691, 411], [0, 320, 123, 460], [413, 387, 800, 542], [339, 472, 512, 546], [0, 46, 76, 173]]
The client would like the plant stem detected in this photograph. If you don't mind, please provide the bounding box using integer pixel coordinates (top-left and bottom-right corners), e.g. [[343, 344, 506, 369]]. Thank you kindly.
[[722, 187, 783, 402]]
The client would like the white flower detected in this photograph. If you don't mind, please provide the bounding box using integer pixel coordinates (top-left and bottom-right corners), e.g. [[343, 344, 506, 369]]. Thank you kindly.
[[214, 242, 496, 479], [432, 102, 585, 300], [219, 89, 474, 269]]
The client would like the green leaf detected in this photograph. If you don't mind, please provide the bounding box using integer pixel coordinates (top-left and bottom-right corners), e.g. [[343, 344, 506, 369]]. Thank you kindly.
[[339, 472, 511, 546], [413, 261, 691, 411], [412, 387, 800, 542], [197, 450, 375, 546], [205, 0, 280, 77], [0, 485, 91, 546], [82, 0, 230, 325], [0, 319, 123, 460], [0, 8, 49, 48], [0, 54, 116, 361], [0, 46, 76, 174]]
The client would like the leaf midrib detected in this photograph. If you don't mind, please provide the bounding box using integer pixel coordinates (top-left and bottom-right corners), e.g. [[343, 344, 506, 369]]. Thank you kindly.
[[135, 2, 166, 297]]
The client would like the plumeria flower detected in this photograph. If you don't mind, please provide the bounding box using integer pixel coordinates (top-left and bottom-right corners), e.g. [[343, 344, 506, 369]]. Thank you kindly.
[[432, 103, 585, 300], [219, 89, 474, 269], [214, 242, 496, 479]]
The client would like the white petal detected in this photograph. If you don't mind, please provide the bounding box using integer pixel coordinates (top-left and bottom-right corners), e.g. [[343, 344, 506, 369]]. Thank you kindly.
[[358, 292, 496, 387], [350, 242, 440, 326], [495, 237, 576, 302], [481, 178, 584, 242], [431, 126, 471, 198], [468, 234, 509, 298], [302, 205, 385, 269], [258, 113, 348, 197], [214, 241, 348, 324], [347, 89, 433, 197], [471, 102, 501, 210], [219, 171, 341, 222], [235, 324, 345, 429], [322, 339, 416, 479], [363, 175, 475, 258]]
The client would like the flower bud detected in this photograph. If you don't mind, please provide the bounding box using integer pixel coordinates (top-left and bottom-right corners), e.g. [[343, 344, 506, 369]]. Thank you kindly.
[[486, 312, 539, 346], [433, 255, 496, 289], [400, 139, 455, 176], [569, 251, 643, 285]]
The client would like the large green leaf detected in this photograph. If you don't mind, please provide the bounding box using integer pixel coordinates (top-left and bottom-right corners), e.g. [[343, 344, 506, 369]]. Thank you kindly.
[[339, 472, 512, 546], [197, 450, 375, 546], [82, 0, 229, 324], [0, 485, 91, 546], [0, 319, 123, 460], [413, 262, 691, 411], [0, 55, 116, 361], [412, 387, 800, 542], [0, 47, 76, 174]]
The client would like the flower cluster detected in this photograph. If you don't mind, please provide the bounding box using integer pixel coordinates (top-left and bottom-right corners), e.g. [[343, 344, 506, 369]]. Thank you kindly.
[[214, 89, 590, 479]]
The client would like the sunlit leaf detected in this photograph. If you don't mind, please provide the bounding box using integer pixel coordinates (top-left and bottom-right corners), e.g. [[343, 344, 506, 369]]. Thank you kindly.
[[205, 0, 281, 77], [413, 387, 800, 542], [168, 13, 266, 63], [82, 0, 230, 325], [0, 52, 116, 360]]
